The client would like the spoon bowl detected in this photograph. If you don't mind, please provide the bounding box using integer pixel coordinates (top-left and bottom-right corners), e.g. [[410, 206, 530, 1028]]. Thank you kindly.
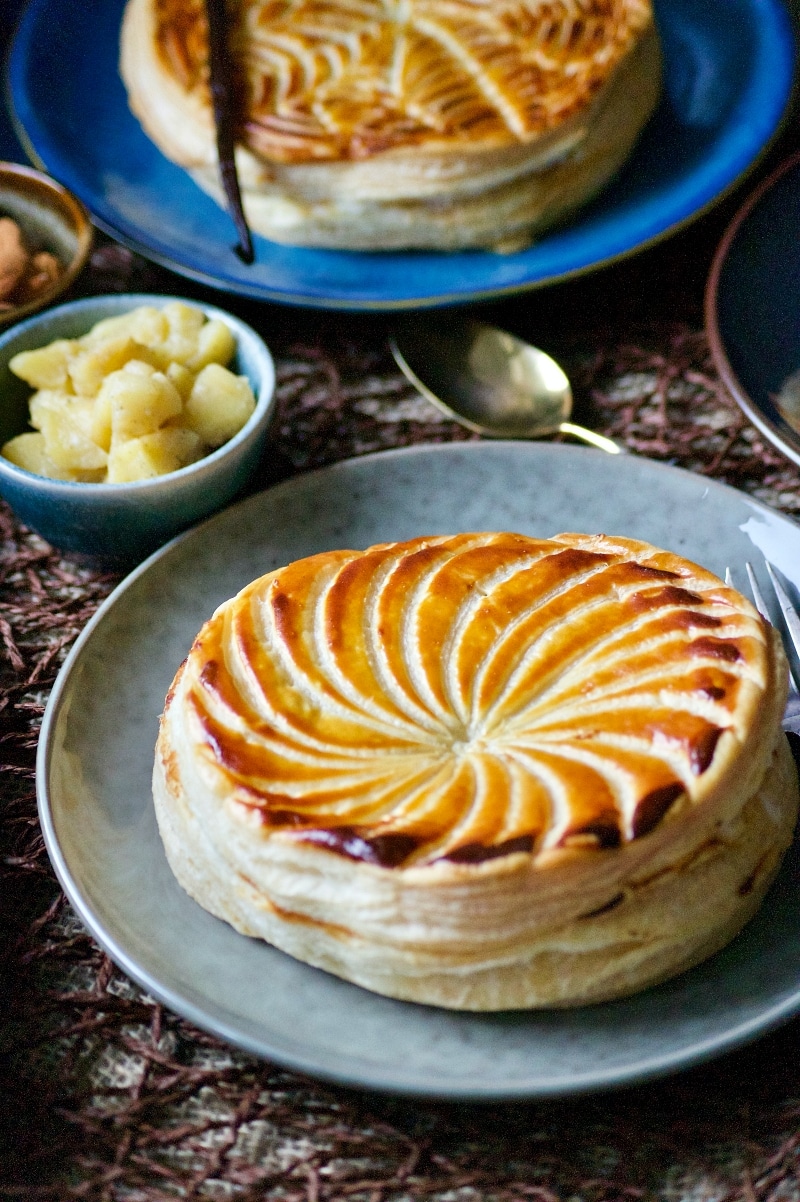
[[390, 321, 620, 454]]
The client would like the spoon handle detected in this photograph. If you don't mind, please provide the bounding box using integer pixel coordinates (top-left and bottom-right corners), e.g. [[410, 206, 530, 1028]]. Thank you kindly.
[[559, 422, 623, 455]]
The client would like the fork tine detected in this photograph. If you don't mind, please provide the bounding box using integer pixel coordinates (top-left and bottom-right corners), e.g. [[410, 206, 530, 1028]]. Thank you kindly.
[[745, 562, 771, 623], [765, 562, 800, 666], [734, 560, 800, 721]]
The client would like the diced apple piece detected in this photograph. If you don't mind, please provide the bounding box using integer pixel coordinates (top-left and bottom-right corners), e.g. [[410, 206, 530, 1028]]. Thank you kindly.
[[44, 417, 107, 471], [187, 319, 236, 371], [107, 438, 156, 482], [125, 305, 170, 347], [166, 362, 194, 400], [158, 336, 196, 367], [157, 301, 206, 365], [69, 334, 136, 396], [91, 390, 113, 453], [159, 426, 204, 466], [32, 398, 108, 472], [29, 391, 84, 435], [122, 359, 157, 377], [100, 370, 183, 442], [82, 306, 169, 349], [106, 427, 203, 482], [184, 364, 256, 447], [30, 390, 95, 435], [1, 431, 71, 479], [9, 340, 78, 390], [79, 313, 130, 345], [69, 335, 164, 397], [164, 301, 205, 339], [152, 426, 203, 468], [29, 388, 71, 429]]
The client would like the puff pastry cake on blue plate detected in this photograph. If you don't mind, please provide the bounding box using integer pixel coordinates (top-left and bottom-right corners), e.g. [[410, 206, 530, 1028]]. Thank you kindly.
[[121, 0, 661, 250], [153, 533, 799, 1009]]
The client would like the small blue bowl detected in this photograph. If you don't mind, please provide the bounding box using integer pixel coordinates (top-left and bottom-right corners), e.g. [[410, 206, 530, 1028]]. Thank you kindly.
[[0, 293, 276, 564]]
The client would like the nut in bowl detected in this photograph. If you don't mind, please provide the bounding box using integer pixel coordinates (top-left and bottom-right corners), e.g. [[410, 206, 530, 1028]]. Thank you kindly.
[[0, 162, 93, 325], [0, 293, 276, 564]]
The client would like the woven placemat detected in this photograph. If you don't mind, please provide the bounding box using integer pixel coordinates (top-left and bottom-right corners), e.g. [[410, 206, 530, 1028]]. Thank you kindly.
[[3, 233, 800, 1200]]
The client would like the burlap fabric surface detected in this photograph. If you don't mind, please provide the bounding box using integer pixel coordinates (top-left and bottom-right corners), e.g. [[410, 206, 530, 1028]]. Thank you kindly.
[[4, 142, 800, 1200]]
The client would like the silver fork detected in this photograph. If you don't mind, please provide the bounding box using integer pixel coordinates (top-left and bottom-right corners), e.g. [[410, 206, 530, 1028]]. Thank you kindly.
[[726, 562, 800, 736]]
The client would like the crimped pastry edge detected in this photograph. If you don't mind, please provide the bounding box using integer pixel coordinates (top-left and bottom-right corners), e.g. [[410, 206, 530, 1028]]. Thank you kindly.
[[153, 723, 798, 1009]]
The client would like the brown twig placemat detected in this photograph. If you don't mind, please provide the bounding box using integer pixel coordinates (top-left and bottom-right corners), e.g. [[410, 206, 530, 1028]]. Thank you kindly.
[[3, 241, 800, 1200]]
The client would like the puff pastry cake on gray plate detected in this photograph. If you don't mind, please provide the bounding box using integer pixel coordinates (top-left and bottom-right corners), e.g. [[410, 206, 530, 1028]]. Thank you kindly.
[[153, 532, 799, 1010], [121, 0, 661, 250]]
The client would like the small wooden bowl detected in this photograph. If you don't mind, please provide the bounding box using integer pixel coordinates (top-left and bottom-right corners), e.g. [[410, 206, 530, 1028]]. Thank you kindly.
[[0, 161, 93, 327]]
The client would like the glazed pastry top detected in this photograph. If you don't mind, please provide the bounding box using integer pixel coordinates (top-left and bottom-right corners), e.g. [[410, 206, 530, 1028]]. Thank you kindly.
[[150, 0, 655, 163], [176, 532, 773, 868]]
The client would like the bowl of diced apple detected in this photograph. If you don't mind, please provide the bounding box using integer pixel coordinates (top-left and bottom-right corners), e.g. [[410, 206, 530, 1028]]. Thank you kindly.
[[0, 293, 276, 562]]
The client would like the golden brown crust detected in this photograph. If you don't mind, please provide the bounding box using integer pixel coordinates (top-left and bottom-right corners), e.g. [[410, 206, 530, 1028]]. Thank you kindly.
[[174, 533, 780, 864], [148, 0, 655, 164]]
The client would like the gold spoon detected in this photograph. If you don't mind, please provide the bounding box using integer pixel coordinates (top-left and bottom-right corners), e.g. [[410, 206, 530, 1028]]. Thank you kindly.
[[390, 320, 621, 454]]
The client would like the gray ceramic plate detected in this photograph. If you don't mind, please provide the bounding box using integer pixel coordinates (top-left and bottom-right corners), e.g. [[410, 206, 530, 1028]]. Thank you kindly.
[[38, 442, 800, 1099]]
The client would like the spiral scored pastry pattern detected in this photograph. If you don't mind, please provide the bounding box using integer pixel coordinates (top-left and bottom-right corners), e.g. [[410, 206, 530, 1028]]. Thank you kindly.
[[180, 533, 769, 870], [153, 0, 654, 163]]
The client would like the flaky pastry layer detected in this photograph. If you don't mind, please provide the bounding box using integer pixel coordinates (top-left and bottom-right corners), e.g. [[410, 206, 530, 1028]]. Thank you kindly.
[[153, 533, 799, 1008], [120, 0, 661, 249]]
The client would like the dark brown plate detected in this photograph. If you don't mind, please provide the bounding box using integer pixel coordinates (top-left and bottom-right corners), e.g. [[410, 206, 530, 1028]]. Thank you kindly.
[[706, 151, 800, 469]]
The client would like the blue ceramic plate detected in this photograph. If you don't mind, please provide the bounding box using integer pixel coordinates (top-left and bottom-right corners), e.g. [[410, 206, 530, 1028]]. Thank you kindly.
[[0, 0, 25, 162], [8, 0, 795, 310], [706, 151, 800, 471]]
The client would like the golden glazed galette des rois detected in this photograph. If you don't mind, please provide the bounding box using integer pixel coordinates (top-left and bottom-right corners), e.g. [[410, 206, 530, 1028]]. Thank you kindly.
[[153, 533, 798, 1009], [121, 0, 661, 251]]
